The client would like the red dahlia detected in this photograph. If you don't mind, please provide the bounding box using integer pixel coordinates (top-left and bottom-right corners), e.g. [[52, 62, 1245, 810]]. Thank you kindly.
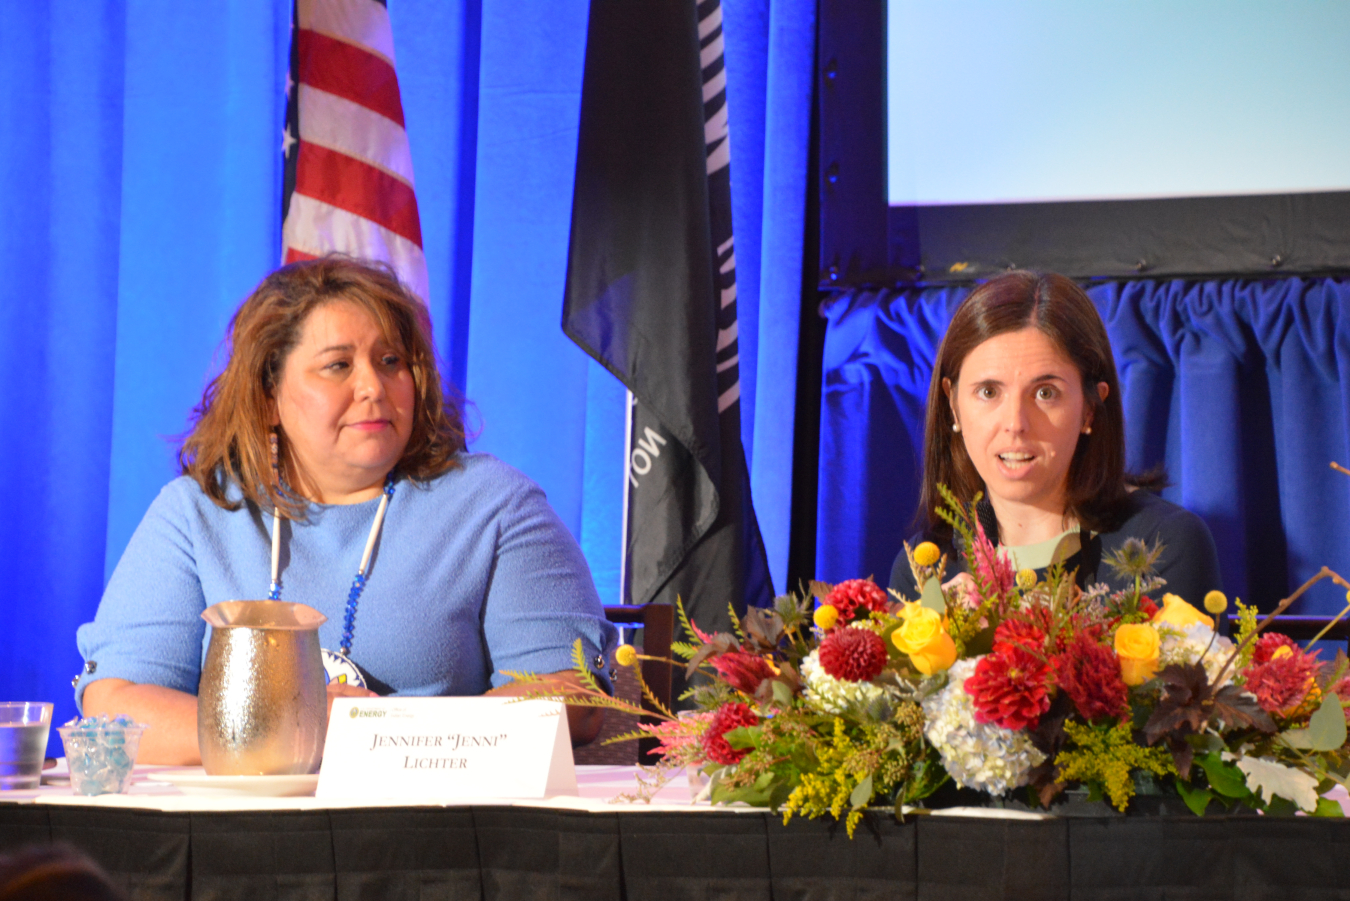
[[818, 626, 889, 682], [823, 579, 889, 624], [703, 702, 759, 765], [1054, 633, 1129, 723], [992, 617, 1046, 654], [965, 646, 1052, 730]]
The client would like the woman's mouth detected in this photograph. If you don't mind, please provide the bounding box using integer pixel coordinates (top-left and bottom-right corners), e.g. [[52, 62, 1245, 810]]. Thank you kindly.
[[348, 419, 391, 432], [995, 451, 1037, 475]]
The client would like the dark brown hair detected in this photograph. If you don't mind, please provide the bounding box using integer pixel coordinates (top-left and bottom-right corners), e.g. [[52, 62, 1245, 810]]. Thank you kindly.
[[179, 255, 465, 516], [919, 270, 1130, 539]]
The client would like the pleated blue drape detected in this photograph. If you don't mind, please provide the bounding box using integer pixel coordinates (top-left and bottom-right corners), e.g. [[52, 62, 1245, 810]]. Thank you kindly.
[[818, 278, 1350, 616], [1, 0, 810, 725]]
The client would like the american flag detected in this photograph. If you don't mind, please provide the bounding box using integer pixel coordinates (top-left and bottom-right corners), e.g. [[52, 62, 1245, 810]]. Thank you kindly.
[[281, 0, 429, 303]]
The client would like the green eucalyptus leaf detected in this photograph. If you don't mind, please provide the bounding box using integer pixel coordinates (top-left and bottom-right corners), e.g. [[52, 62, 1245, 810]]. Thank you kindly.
[[1283, 694, 1348, 751], [1265, 795, 1299, 817], [1175, 779, 1213, 816], [920, 576, 945, 614], [1197, 752, 1249, 799], [1314, 796, 1346, 818], [849, 775, 874, 810], [723, 725, 761, 750]]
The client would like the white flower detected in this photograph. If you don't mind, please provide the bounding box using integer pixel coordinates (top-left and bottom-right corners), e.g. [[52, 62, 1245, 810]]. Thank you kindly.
[[921, 658, 1045, 796], [1158, 622, 1234, 687], [800, 648, 885, 713]]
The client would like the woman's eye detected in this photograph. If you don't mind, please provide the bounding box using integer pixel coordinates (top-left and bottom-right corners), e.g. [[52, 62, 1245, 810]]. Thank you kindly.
[[325, 360, 350, 373], [380, 354, 402, 367], [1036, 385, 1058, 401], [975, 385, 996, 400]]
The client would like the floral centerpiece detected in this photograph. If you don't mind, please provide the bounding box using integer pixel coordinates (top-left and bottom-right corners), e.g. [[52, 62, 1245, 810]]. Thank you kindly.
[[529, 488, 1350, 834]]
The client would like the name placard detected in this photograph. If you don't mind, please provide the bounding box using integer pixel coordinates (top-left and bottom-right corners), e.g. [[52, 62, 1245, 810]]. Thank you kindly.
[[315, 697, 576, 801]]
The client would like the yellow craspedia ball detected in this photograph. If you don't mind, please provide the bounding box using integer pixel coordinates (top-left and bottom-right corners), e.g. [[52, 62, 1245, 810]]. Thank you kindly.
[[813, 604, 840, 631], [615, 644, 638, 667], [1203, 590, 1228, 615], [1016, 568, 1037, 590], [914, 542, 941, 567]]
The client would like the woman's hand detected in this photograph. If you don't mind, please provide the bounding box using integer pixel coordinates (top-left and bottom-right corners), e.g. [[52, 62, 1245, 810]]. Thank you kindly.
[[326, 680, 379, 720]]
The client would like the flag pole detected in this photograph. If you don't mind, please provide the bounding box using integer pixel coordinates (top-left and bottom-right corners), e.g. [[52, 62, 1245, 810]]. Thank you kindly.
[[619, 389, 634, 605]]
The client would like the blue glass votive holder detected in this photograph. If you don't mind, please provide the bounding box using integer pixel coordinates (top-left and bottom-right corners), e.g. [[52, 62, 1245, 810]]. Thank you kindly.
[[58, 718, 147, 795]]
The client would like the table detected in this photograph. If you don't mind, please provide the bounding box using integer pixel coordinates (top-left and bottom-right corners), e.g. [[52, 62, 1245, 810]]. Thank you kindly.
[[2, 765, 1350, 900]]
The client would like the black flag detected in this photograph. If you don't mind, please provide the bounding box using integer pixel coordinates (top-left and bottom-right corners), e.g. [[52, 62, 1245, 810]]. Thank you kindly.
[[563, 0, 774, 646]]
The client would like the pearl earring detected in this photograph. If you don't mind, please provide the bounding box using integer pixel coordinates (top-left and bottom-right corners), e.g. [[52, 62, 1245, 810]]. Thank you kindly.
[[1082, 425, 1092, 435], [952, 422, 961, 433]]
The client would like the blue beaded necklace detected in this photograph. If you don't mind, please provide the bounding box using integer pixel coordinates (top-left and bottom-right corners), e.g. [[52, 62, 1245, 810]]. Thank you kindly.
[[267, 472, 397, 664]]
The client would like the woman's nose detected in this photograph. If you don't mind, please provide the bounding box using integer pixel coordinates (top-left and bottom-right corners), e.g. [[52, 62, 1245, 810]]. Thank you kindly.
[[1003, 396, 1029, 433], [353, 360, 387, 401]]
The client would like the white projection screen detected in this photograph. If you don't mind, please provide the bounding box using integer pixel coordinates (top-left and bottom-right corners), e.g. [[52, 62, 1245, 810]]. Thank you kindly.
[[817, 1, 1350, 287], [886, 1, 1350, 208]]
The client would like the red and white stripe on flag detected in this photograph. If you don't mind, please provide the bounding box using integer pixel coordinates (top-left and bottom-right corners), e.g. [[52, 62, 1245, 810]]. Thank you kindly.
[[281, 0, 430, 304]]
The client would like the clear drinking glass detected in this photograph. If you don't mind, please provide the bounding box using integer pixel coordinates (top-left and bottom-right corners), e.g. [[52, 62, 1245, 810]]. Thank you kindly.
[[0, 702, 53, 790]]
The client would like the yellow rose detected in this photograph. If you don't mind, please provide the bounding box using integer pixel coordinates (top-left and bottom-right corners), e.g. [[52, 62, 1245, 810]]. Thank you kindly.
[[813, 604, 840, 631], [1151, 593, 1214, 630], [892, 607, 957, 674], [1114, 623, 1161, 686], [913, 542, 941, 567]]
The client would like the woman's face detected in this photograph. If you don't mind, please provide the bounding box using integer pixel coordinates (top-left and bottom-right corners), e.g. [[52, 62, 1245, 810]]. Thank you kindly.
[[945, 327, 1105, 518], [272, 299, 415, 504]]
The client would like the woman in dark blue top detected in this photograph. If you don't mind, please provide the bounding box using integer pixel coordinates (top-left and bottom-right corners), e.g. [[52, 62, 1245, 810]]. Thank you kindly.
[[889, 271, 1221, 605]]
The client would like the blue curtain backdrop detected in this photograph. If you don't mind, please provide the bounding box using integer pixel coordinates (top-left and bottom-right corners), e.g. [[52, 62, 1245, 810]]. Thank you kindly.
[[817, 277, 1350, 617], [0, 1, 812, 726]]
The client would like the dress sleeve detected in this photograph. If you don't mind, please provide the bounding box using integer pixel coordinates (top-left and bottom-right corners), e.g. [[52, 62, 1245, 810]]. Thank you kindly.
[[74, 482, 208, 709], [479, 479, 617, 690]]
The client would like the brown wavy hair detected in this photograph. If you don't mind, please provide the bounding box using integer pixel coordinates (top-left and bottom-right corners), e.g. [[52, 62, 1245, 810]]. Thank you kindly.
[[919, 270, 1133, 540], [179, 255, 465, 517]]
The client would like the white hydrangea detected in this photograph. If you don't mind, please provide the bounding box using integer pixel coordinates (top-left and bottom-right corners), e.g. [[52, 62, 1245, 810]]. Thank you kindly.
[[1158, 622, 1234, 687], [800, 647, 886, 713], [921, 657, 1046, 796]]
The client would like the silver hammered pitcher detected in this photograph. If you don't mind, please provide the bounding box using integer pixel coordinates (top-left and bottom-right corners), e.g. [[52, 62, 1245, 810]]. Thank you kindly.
[[198, 601, 328, 775]]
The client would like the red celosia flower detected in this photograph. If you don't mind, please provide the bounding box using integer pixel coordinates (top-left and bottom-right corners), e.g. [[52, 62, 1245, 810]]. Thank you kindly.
[[1245, 643, 1321, 716], [823, 579, 889, 624], [709, 651, 777, 696], [703, 702, 759, 765], [1054, 633, 1129, 723], [965, 646, 1053, 730], [1138, 596, 1159, 619], [971, 520, 1016, 599], [1252, 632, 1299, 665], [638, 711, 712, 762], [818, 626, 889, 682], [993, 618, 1046, 654]]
